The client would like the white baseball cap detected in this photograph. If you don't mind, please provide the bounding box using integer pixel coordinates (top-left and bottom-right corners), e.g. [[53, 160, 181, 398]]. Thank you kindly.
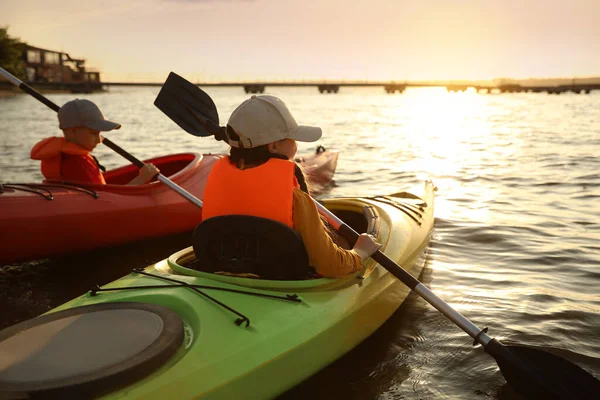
[[226, 95, 322, 148], [58, 99, 121, 132]]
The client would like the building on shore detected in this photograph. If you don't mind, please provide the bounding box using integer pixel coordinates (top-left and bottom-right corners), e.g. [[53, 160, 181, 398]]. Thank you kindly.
[[15, 45, 102, 93], [23, 45, 100, 84]]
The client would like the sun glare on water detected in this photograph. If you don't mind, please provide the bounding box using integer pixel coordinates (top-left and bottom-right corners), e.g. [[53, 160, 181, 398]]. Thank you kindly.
[[384, 87, 498, 223]]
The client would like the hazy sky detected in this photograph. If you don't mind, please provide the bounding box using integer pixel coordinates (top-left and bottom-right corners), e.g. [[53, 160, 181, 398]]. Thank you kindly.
[[2, 0, 600, 82]]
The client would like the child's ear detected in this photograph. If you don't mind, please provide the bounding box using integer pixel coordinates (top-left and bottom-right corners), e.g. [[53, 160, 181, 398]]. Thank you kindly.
[[63, 128, 75, 140]]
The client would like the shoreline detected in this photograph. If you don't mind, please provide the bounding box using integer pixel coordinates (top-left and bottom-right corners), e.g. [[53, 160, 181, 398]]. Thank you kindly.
[[0, 88, 104, 96], [0, 89, 19, 97]]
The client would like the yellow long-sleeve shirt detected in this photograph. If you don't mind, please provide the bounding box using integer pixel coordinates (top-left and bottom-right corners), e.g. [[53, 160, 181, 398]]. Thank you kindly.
[[292, 188, 363, 278]]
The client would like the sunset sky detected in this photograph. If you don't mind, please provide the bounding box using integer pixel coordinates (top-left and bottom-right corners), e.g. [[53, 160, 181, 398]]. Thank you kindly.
[[2, 0, 600, 83]]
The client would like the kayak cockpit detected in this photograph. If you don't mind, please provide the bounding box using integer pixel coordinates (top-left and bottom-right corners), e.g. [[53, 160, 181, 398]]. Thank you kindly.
[[165, 200, 381, 290], [103, 153, 199, 184], [34, 152, 205, 190]]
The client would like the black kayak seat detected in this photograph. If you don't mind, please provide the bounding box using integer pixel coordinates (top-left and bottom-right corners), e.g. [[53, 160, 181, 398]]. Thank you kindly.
[[0, 302, 184, 399], [192, 215, 311, 280]]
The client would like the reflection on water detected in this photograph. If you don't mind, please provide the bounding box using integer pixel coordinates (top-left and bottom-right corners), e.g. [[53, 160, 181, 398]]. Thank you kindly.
[[1, 87, 599, 398]]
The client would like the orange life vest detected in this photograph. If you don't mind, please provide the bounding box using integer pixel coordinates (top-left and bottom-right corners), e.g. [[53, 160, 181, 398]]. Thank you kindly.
[[202, 157, 299, 228], [30, 137, 102, 182]]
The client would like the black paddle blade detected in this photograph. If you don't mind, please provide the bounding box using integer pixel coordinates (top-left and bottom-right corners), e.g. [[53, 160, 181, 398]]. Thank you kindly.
[[154, 72, 220, 137], [485, 339, 600, 399]]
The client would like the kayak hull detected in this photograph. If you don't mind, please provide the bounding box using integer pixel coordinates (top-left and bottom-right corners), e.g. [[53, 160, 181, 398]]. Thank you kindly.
[[0, 149, 339, 265], [195, 273, 419, 400], [9, 179, 435, 399], [0, 153, 216, 265]]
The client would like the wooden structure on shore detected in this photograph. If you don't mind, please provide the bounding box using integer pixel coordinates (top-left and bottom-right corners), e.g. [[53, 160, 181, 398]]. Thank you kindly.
[[18, 45, 101, 93]]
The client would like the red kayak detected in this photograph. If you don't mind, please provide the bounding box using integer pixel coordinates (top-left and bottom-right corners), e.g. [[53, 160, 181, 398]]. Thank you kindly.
[[0, 148, 338, 265]]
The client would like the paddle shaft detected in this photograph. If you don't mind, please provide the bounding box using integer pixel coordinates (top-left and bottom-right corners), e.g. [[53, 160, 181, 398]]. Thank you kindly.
[[0, 67, 203, 209]]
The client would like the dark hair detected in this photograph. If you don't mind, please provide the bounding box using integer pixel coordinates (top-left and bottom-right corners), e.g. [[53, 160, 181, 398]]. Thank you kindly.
[[229, 146, 310, 194]]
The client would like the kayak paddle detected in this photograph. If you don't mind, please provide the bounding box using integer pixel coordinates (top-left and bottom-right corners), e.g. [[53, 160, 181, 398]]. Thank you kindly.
[[0, 66, 203, 209], [153, 71, 600, 399], [154, 72, 222, 139]]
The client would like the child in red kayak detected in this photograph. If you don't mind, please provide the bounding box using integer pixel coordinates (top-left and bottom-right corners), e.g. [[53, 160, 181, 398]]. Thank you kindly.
[[30, 99, 158, 184]]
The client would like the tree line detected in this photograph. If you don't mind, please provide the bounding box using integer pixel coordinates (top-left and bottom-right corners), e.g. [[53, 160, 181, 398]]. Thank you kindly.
[[0, 27, 26, 80]]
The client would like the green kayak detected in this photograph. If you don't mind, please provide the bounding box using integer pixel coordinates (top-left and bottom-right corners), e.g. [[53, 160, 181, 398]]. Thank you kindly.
[[0, 180, 435, 399]]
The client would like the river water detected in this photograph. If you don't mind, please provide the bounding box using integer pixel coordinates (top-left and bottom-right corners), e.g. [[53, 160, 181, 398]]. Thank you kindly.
[[1, 86, 599, 399]]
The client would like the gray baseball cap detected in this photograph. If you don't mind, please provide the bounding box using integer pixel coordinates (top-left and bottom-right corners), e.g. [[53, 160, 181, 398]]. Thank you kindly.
[[58, 99, 121, 131]]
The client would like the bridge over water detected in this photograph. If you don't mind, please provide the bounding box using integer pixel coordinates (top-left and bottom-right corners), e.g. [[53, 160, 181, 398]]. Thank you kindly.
[[2, 80, 599, 95], [103, 81, 600, 95]]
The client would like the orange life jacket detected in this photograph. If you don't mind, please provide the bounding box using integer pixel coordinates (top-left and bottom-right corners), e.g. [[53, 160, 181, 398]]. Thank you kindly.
[[30, 137, 101, 182], [202, 157, 299, 227]]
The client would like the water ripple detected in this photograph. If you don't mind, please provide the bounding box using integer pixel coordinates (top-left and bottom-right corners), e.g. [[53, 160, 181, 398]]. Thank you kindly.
[[2, 88, 599, 399]]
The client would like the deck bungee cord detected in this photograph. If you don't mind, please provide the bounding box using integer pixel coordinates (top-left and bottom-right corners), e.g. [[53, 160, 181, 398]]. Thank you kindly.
[[89, 268, 303, 328], [1, 182, 98, 199]]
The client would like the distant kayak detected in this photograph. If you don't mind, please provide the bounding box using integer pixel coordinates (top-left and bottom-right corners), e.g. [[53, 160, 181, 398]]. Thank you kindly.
[[0, 180, 435, 399], [0, 147, 339, 265]]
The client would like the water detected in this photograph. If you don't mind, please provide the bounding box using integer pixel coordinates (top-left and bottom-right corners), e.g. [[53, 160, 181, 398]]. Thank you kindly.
[[1, 86, 599, 399]]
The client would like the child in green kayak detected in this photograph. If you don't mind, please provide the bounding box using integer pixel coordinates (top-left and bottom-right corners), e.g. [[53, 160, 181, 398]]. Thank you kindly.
[[202, 95, 380, 278], [30, 99, 158, 184]]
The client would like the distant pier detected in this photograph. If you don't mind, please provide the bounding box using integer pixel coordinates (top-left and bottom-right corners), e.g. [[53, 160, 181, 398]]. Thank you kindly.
[[102, 81, 599, 95], [3, 80, 598, 95]]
